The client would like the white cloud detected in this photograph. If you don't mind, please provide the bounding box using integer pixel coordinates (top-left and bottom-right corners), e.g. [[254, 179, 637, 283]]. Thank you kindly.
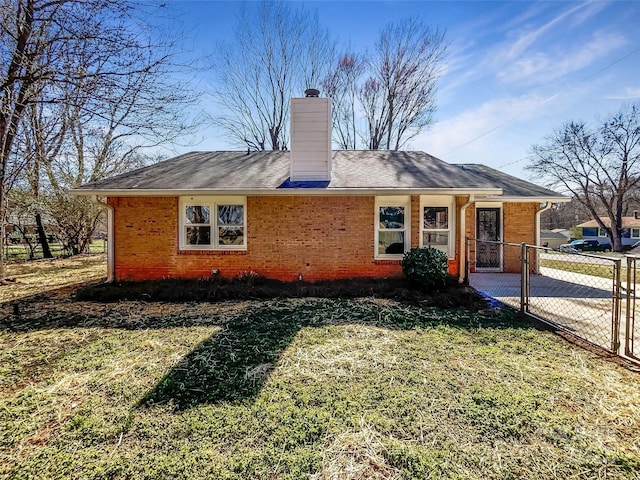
[[501, 2, 601, 61], [437, 1, 621, 103], [413, 93, 554, 158], [498, 31, 628, 86], [607, 86, 640, 100]]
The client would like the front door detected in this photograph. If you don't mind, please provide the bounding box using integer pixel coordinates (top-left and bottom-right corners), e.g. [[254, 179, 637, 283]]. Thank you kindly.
[[476, 208, 501, 270]]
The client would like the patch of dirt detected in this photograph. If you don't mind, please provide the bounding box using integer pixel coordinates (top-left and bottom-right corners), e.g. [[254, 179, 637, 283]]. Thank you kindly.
[[0, 256, 489, 332], [75, 275, 489, 310]]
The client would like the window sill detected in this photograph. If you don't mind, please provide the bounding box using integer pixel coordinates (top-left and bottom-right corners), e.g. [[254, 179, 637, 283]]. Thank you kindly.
[[373, 259, 402, 265], [178, 249, 247, 256]]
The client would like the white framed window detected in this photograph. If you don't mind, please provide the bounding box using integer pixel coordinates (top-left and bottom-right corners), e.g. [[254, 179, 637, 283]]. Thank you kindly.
[[375, 196, 410, 258], [631, 228, 640, 239], [598, 227, 608, 237], [420, 196, 455, 258], [179, 196, 246, 250]]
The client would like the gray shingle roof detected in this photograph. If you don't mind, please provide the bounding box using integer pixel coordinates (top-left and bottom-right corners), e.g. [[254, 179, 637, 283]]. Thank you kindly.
[[74, 150, 565, 200], [454, 164, 564, 199]]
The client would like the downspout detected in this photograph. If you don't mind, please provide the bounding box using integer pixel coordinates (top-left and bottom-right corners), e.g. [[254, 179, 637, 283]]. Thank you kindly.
[[94, 196, 115, 283], [458, 194, 475, 284], [535, 202, 553, 274]]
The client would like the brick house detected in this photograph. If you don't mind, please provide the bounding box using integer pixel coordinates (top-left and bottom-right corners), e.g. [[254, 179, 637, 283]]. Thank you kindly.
[[74, 94, 566, 282], [577, 213, 640, 249]]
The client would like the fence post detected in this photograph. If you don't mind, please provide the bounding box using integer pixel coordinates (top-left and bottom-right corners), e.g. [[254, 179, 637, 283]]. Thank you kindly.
[[611, 258, 622, 354], [626, 256, 636, 357], [520, 243, 528, 314]]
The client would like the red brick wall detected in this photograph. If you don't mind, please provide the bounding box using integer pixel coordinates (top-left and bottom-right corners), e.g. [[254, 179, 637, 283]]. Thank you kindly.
[[108, 196, 538, 281], [503, 202, 538, 272], [109, 195, 409, 281]]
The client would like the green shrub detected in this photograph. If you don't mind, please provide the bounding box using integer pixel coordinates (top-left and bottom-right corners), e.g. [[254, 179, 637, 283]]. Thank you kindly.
[[401, 247, 448, 289]]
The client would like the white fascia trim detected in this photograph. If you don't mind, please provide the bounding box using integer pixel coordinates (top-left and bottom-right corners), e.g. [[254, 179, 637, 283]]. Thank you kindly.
[[72, 187, 504, 197]]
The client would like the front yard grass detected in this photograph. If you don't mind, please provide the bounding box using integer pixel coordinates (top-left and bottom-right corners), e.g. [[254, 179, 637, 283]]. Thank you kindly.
[[1, 254, 106, 303], [1, 259, 639, 479], [540, 257, 625, 280]]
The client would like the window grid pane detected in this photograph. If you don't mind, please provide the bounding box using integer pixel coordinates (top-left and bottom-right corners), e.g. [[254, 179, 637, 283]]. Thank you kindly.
[[218, 226, 244, 246], [186, 226, 211, 245], [218, 205, 244, 226], [424, 207, 448, 229], [379, 206, 405, 230], [185, 205, 210, 225], [378, 231, 405, 255]]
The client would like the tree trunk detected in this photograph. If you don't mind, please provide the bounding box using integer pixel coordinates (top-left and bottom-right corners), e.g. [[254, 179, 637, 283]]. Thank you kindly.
[[35, 212, 53, 258]]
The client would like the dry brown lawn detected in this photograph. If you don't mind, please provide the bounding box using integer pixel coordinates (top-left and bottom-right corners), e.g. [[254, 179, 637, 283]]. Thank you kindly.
[[0, 254, 106, 304]]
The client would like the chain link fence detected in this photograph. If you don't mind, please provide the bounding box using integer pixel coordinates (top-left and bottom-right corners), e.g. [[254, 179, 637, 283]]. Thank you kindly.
[[3, 239, 107, 261], [467, 238, 638, 364]]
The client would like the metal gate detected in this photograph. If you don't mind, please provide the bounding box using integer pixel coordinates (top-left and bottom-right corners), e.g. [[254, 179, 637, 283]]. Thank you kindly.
[[522, 244, 622, 355], [467, 238, 639, 365]]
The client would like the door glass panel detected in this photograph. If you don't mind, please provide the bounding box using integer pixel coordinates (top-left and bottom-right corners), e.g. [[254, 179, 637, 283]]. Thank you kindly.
[[476, 208, 501, 269]]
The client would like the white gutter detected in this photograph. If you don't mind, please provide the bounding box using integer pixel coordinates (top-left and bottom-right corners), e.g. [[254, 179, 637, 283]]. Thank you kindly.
[[535, 202, 552, 247], [534, 202, 553, 274], [94, 196, 115, 283], [458, 194, 475, 284], [483, 195, 570, 203]]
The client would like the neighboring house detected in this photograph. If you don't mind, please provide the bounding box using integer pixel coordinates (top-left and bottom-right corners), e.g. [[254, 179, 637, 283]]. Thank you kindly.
[[73, 93, 567, 282], [577, 214, 640, 249], [540, 229, 571, 249]]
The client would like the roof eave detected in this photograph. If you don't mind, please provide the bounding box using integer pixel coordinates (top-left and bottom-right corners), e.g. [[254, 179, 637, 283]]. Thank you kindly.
[[71, 187, 505, 197]]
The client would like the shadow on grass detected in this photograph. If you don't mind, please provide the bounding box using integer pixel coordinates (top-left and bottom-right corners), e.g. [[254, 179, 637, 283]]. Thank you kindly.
[[1, 276, 534, 410], [137, 298, 531, 410]]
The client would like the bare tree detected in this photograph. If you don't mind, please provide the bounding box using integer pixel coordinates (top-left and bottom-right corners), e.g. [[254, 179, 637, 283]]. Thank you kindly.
[[1, 0, 198, 265], [361, 17, 447, 151], [323, 53, 364, 150], [211, 1, 334, 151], [18, 100, 68, 257], [539, 197, 592, 231], [528, 103, 640, 252]]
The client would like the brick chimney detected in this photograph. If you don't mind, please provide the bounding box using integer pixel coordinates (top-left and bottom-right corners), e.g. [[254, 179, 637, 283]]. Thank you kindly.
[[289, 89, 332, 182], [634, 210, 639, 220]]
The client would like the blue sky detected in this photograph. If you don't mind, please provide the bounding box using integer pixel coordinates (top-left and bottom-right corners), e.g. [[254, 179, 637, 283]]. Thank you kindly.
[[169, 0, 640, 180]]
